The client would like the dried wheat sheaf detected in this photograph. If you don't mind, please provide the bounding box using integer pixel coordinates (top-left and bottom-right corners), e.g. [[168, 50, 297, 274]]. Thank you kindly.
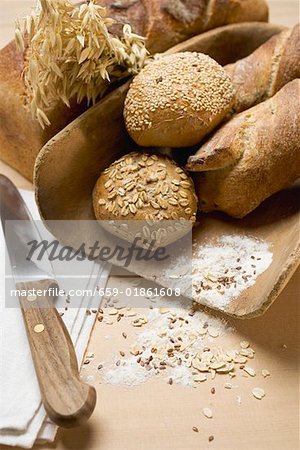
[[15, 0, 148, 127]]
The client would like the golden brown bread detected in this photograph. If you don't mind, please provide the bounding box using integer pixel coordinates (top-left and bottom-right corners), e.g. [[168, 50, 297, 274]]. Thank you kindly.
[[93, 151, 197, 246], [0, 41, 86, 181], [187, 80, 300, 218], [124, 52, 234, 147], [226, 24, 300, 113], [0, 0, 269, 181], [106, 0, 269, 53]]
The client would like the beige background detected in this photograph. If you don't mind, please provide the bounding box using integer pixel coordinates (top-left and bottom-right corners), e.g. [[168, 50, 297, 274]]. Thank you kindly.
[[0, 1, 299, 450]]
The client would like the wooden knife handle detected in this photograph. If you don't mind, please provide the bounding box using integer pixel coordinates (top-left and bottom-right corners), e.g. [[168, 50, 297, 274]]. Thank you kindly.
[[15, 279, 96, 428]]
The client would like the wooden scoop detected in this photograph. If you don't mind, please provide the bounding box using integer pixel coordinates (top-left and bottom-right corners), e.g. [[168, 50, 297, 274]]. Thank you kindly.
[[34, 22, 300, 318]]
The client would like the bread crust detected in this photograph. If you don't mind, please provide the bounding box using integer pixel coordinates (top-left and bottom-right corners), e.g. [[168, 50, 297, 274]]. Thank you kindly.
[[188, 80, 300, 218], [0, 42, 86, 180], [105, 0, 268, 53], [225, 24, 300, 113]]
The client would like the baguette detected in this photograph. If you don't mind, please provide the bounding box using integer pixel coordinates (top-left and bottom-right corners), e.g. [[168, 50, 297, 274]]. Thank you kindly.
[[226, 24, 300, 113], [187, 80, 300, 218]]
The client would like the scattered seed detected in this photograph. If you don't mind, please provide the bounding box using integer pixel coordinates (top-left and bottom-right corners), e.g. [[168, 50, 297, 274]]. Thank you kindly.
[[234, 356, 247, 364], [203, 408, 213, 419], [240, 341, 250, 349], [194, 374, 207, 383], [208, 327, 220, 338], [130, 345, 141, 356], [243, 366, 256, 377], [252, 387, 265, 400], [217, 364, 234, 374], [210, 361, 225, 370], [192, 427, 199, 433]]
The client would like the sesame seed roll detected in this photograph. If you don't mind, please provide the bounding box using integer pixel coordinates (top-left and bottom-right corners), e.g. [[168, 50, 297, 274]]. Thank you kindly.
[[124, 52, 235, 148]]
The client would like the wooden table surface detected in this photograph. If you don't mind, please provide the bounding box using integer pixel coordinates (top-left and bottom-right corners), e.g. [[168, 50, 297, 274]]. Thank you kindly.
[[0, 1, 299, 449]]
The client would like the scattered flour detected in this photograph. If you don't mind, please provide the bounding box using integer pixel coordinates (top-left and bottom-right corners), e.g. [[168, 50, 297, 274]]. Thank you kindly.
[[192, 235, 273, 308], [102, 295, 230, 387], [103, 356, 153, 387], [99, 235, 272, 388]]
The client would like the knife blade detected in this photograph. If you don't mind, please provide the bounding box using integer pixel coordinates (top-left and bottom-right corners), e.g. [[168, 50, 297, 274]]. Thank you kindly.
[[0, 174, 96, 427], [0, 174, 55, 285]]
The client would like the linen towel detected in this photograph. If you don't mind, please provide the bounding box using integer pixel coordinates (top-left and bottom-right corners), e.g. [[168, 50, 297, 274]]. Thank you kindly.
[[0, 189, 110, 448]]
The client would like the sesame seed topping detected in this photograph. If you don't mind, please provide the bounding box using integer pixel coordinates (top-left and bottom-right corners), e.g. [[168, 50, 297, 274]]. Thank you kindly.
[[124, 52, 234, 133]]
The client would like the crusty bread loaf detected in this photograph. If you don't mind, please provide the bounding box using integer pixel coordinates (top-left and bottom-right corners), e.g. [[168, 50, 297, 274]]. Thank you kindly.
[[187, 80, 300, 218], [107, 0, 269, 53], [0, 0, 269, 181], [0, 41, 86, 181], [226, 24, 300, 113], [124, 52, 234, 147], [93, 151, 197, 246]]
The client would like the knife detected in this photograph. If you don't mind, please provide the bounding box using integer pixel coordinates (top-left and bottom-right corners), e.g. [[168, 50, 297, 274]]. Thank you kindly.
[[0, 174, 96, 428]]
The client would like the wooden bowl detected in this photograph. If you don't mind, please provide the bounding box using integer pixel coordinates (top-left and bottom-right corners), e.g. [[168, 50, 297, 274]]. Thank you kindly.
[[34, 22, 300, 318]]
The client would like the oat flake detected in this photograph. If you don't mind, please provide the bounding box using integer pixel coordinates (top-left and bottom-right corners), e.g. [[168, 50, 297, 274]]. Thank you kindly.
[[252, 388, 265, 400], [203, 407, 213, 419]]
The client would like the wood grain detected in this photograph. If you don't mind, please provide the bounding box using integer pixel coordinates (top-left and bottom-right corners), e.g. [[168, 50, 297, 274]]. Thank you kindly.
[[23, 269, 300, 450], [16, 278, 96, 428]]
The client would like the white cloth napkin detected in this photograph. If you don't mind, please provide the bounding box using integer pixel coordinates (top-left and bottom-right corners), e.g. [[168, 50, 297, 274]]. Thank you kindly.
[[0, 189, 110, 448]]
